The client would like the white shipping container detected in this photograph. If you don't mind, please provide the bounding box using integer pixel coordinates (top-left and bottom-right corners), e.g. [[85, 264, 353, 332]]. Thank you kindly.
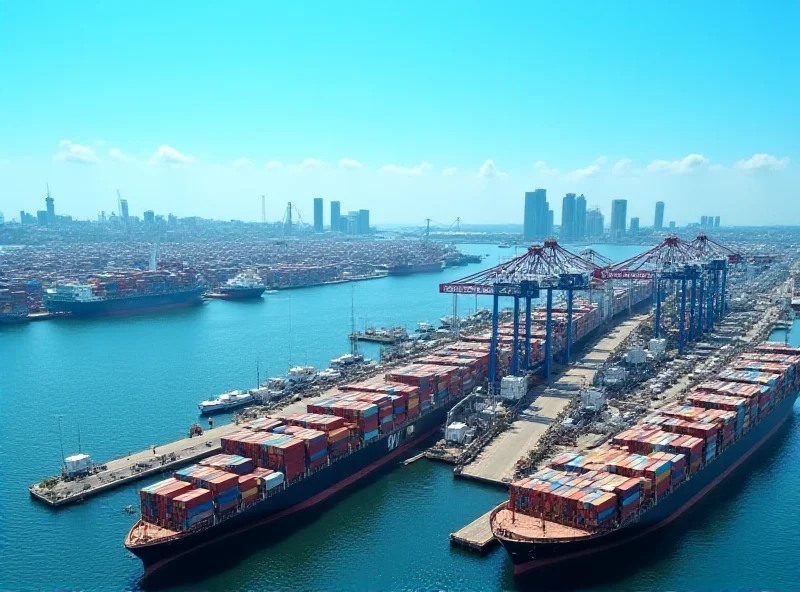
[[264, 472, 285, 490], [445, 422, 468, 444]]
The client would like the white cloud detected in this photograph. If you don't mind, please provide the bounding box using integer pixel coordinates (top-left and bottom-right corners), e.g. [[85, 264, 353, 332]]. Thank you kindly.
[[612, 158, 632, 175], [567, 164, 601, 180], [265, 160, 284, 170], [151, 145, 193, 165], [646, 153, 708, 174], [233, 157, 253, 168], [109, 148, 135, 163], [55, 140, 99, 165], [339, 158, 363, 170], [441, 167, 458, 176], [95, 139, 106, 146], [534, 160, 559, 176], [380, 162, 432, 176], [287, 158, 329, 172], [735, 153, 790, 172], [478, 159, 506, 178]]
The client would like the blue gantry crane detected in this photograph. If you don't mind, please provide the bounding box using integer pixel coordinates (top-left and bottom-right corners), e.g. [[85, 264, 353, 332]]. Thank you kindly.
[[440, 240, 600, 389]]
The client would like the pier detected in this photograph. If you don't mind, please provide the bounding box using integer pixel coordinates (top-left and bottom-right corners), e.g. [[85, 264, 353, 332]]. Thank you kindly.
[[458, 314, 647, 486], [449, 507, 501, 553], [29, 423, 244, 507]]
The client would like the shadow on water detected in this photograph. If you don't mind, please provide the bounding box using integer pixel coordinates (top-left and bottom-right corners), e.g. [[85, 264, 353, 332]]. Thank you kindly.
[[510, 414, 797, 592]]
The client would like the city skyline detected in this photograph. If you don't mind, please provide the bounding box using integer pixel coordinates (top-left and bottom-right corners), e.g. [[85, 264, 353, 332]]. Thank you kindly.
[[1, 2, 798, 225]]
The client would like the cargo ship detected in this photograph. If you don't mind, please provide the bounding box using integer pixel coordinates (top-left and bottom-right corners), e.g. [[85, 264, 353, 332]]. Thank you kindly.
[[491, 342, 800, 584], [125, 358, 486, 578], [206, 271, 265, 300], [44, 271, 205, 317], [0, 287, 29, 324], [385, 262, 443, 275]]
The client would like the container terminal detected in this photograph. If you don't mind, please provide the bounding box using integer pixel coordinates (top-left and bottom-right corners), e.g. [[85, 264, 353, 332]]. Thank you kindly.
[[23, 231, 797, 582]]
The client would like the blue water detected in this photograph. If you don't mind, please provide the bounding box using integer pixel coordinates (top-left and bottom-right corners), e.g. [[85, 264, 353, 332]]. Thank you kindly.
[[2, 242, 798, 591]]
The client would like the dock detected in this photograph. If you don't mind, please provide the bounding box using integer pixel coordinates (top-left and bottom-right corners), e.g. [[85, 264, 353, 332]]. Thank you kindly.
[[449, 507, 500, 553], [29, 423, 244, 508], [458, 314, 647, 485]]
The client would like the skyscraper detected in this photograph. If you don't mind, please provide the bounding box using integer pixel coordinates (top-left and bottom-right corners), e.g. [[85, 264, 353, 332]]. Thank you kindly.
[[629, 217, 640, 233], [120, 199, 129, 224], [330, 201, 341, 232], [714, 216, 720, 228], [37, 210, 48, 226], [346, 211, 359, 235], [561, 193, 576, 241], [144, 210, 155, 226], [586, 208, 605, 238], [524, 189, 548, 241], [574, 195, 587, 239], [654, 201, 664, 230], [547, 209, 554, 237], [610, 199, 627, 241], [45, 190, 55, 225], [669, 221, 676, 230], [313, 198, 323, 232], [700, 215, 708, 228], [358, 209, 370, 234]]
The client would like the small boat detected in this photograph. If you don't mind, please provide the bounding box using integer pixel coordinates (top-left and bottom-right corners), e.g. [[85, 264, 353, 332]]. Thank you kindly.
[[330, 353, 364, 368], [498, 243, 512, 249], [318, 368, 342, 381], [417, 322, 436, 334], [197, 390, 254, 415]]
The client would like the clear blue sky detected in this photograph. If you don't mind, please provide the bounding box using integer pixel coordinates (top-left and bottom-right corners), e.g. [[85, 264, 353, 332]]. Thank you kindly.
[[0, 1, 797, 226]]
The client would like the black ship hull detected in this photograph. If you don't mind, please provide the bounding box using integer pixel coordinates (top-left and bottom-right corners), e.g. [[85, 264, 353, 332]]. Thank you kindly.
[[46, 288, 205, 317], [207, 287, 266, 300], [495, 391, 798, 582], [127, 400, 455, 579], [387, 263, 443, 276]]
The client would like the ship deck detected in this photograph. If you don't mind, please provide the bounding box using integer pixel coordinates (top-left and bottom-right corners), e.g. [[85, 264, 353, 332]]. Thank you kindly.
[[126, 519, 181, 547], [492, 508, 592, 542]]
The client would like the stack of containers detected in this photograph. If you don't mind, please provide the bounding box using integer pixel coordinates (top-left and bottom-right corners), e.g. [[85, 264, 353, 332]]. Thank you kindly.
[[353, 392, 395, 435], [329, 401, 380, 443], [687, 392, 748, 436], [644, 457, 671, 497], [389, 393, 407, 425], [251, 467, 285, 493], [241, 417, 285, 432], [171, 488, 214, 531], [280, 427, 328, 469], [173, 465, 240, 515], [221, 432, 306, 481], [326, 426, 351, 458], [238, 473, 260, 506], [199, 454, 254, 475], [139, 477, 194, 527]]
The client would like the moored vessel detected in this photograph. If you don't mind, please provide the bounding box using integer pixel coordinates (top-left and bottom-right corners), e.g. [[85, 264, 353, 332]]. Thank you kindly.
[[491, 342, 800, 584], [206, 271, 265, 300], [197, 390, 255, 415]]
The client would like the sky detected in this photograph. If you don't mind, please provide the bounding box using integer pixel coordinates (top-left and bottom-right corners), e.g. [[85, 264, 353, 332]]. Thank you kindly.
[[0, 1, 798, 227]]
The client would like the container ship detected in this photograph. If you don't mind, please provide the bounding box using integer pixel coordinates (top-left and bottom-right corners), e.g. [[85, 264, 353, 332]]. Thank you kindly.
[[0, 286, 29, 324], [386, 262, 444, 275], [206, 271, 265, 300], [44, 270, 205, 317], [124, 282, 652, 579], [491, 342, 800, 584]]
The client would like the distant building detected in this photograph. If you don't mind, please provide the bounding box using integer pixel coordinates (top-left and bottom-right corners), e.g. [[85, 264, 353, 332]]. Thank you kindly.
[[629, 217, 640, 233], [120, 199, 129, 224], [669, 221, 676, 230], [714, 216, 720, 228], [313, 198, 323, 232], [700, 215, 708, 228], [586, 208, 605, 238], [0, 212, 4, 225], [524, 189, 548, 241], [547, 209, 554, 237], [560, 193, 576, 241], [654, 201, 664, 230], [168, 214, 177, 227], [45, 192, 55, 225], [143, 210, 155, 226], [330, 201, 341, 232], [610, 199, 627, 241], [36, 210, 48, 226], [19, 210, 25, 224], [575, 194, 587, 239], [346, 211, 359, 235], [706, 215, 713, 229], [358, 209, 370, 234]]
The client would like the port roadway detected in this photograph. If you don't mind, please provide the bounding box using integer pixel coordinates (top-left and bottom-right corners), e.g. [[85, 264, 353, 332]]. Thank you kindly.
[[458, 314, 649, 487], [29, 423, 244, 507]]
